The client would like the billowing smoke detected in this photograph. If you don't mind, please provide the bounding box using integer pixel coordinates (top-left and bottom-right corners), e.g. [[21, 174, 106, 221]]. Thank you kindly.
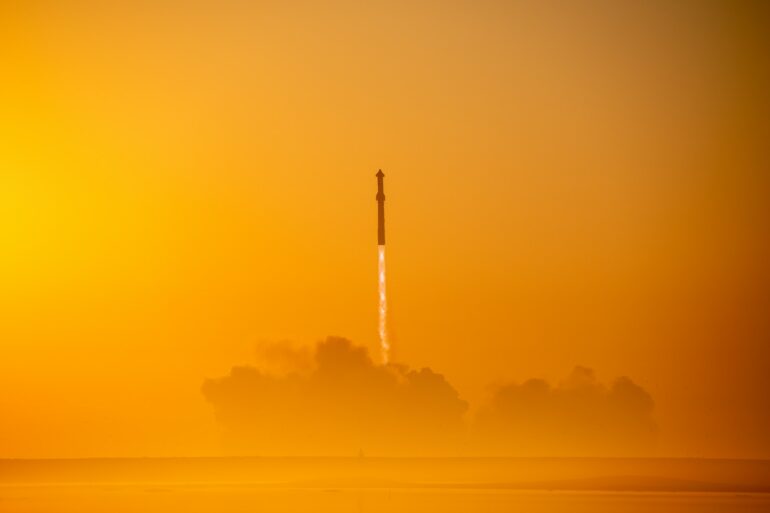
[[377, 246, 389, 363], [202, 337, 467, 456], [203, 339, 656, 456], [474, 366, 657, 456]]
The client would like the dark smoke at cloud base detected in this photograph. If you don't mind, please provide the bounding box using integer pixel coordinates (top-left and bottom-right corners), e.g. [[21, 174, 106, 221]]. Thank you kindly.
[[203, 338, 656, 456]]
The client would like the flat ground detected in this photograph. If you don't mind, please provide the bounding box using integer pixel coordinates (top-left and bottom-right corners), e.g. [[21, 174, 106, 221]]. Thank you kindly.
[[2, 458, 769, 512]]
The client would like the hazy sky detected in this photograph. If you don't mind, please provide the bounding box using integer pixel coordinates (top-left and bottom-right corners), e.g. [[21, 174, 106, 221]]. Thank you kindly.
[[1, 1, 769, 458]]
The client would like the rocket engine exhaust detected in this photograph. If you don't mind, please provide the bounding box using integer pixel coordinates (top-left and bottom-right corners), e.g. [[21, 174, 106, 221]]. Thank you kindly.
[[378, 245, 389, 364], [376, 170, 389, 364]]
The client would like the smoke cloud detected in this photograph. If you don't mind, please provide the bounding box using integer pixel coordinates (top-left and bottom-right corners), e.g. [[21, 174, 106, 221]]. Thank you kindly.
[[475, 366, 657, 456], [203, 339, 656, 456], [202, 337, 467, 456]]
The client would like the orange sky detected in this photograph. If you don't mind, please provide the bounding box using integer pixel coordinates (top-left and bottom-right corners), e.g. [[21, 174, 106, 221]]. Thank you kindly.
[[1, 1, 769, 459]]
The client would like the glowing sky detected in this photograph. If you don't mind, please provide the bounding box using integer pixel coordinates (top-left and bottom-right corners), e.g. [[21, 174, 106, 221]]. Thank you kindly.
[[1, 1, 769, 458]]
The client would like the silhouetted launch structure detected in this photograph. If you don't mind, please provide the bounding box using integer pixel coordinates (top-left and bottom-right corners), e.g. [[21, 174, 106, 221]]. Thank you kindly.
[[376, 170, 389, 363]]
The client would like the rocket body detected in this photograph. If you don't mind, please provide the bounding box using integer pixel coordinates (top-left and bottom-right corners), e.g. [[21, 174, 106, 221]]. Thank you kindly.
[[376, 170, 385, 245]]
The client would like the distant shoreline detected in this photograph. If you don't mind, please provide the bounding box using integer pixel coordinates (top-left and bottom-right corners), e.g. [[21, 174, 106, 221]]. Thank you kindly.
[[2, 456, 769, 462], [3, 457, 769, 494]]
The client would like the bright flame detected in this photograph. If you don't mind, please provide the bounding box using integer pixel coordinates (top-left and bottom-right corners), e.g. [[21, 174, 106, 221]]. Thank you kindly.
[[378, 245, 389, 364]]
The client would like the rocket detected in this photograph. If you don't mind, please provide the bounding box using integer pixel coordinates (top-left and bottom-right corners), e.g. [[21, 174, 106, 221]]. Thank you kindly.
[[376, 169, 385, 245]]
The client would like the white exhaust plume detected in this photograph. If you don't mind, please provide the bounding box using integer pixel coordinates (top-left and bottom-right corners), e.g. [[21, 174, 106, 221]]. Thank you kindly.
[[378, 245, 389, 364]]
